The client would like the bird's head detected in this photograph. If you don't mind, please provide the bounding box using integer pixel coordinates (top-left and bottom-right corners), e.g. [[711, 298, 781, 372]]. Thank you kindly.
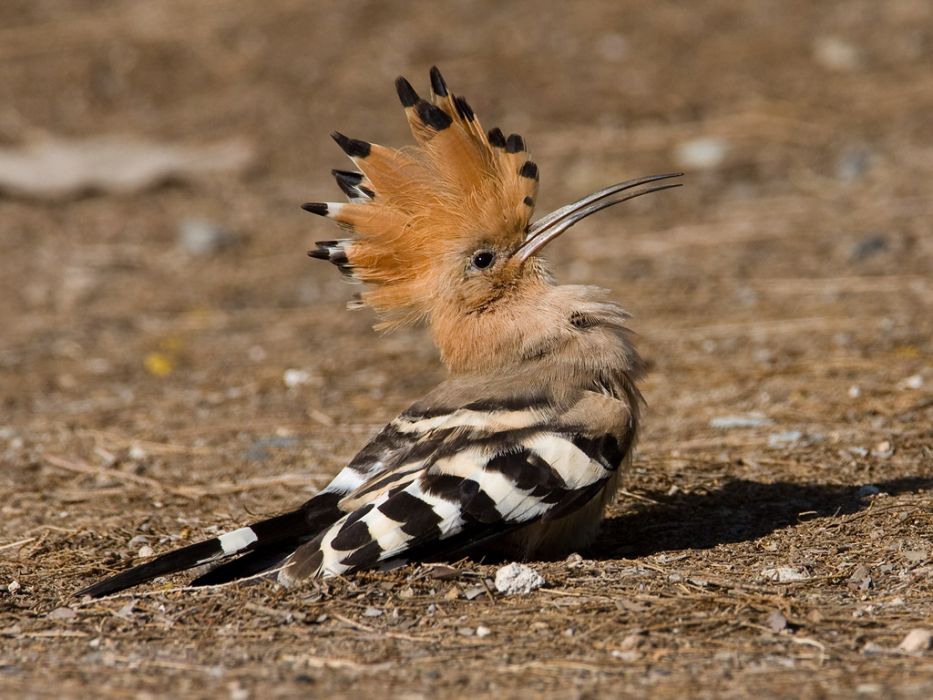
[[304, 67, 680, 371]]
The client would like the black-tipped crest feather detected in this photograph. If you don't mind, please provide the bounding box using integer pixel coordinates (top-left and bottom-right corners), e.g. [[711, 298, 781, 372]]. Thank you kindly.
[[416, 99, 453, 130], [331, 131, 371, 158], [395, 76, 419, 107], [429, 66, 449, 96]]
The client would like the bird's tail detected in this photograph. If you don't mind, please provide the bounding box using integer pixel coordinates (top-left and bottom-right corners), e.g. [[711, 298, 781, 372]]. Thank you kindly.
[[75, 491, 343, 598]]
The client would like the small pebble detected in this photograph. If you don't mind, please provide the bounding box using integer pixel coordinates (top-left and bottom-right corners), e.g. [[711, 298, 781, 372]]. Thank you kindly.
[[812, 36, 861, 71], [898, 628, 932, 653], [766, 610, 788, 632], [847, 385, 861, 398], [361, 607, 383, 618], [871, 441, 894, 458], [848, 564, 872, 592], [116, 600, 136, 619], [850, 234, 888, 262], [128, 444, 148, 461], [178, 219, 238, 256], [283, 368, 313, 389], [836, 149, 872, 183], [137, 545, 155, 558], [7, 580, 21, 593], [761, 566, 810, 583], [49, 607, 77, 620], [494, 563, 545, 595], [768, 430, 803, 448], [674, 137, 729, 170], [709, 414, 772, 429], [228, 681, 250, 700], [901, 374, 924, 390], [611, 650, 641, 662], [475, 625, 491, 638], [463, 586, 485, 601]]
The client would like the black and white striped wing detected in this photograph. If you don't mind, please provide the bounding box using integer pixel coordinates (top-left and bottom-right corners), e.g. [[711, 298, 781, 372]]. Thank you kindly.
[[78, 382, 632, 596], [278, 398, 632, 584]]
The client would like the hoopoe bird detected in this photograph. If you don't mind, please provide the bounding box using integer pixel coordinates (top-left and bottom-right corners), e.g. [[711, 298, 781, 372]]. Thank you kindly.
[[78, 67, 681, 597]]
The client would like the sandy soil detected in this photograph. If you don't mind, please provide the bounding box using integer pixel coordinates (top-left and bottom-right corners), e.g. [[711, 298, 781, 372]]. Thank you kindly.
[[1, 1, 931, 698]]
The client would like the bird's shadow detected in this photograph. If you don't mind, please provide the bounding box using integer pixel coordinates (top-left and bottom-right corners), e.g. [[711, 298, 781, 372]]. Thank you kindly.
[[589, 476, 932, 559]]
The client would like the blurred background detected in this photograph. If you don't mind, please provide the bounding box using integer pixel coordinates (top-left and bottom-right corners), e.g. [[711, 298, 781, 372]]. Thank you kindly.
[[2, 0, 930, 427], [1, 1, 931, 696]]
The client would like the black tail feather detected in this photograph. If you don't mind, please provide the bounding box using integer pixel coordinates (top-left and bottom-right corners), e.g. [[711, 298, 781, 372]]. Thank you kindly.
[[75, 538, 228, 598], [190, 544, 295, 587], [76, 491, 342, 598]]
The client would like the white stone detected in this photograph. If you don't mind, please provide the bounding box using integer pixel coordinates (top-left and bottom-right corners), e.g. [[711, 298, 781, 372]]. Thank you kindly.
[[768, 431, 803, 448], [761, 566, 810, 583], [813, 36, 861, 71], [674, 137, 729, 170], [710, 414, 772, 429], [283, 368, 312, 388], [902, 374, 924, 390], [49, 607, 77, 620], [898, 628, 932, 653], [494, 563, 545, 595]]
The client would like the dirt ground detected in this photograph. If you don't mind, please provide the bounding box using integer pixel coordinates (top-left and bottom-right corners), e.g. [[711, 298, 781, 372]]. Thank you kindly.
[[1, 1, 931, 698]]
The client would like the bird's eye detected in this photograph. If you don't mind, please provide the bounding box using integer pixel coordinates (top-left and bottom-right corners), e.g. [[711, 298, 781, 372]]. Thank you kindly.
[[471, 250, 496, 269]]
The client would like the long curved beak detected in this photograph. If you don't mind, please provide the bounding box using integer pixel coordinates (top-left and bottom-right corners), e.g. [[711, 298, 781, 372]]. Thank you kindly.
[[513, 172, 683, 264]]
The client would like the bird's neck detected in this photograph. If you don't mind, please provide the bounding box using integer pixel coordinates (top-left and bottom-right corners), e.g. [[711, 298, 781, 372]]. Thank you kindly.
[[429, 284, 645, 386]]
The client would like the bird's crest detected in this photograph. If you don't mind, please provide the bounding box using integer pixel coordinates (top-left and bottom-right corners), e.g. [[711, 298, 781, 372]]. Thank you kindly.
[[304, 67, 539, 327]]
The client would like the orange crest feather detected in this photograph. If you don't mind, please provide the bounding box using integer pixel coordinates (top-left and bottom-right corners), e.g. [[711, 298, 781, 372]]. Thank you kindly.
[[305, 67, 539, 326]]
